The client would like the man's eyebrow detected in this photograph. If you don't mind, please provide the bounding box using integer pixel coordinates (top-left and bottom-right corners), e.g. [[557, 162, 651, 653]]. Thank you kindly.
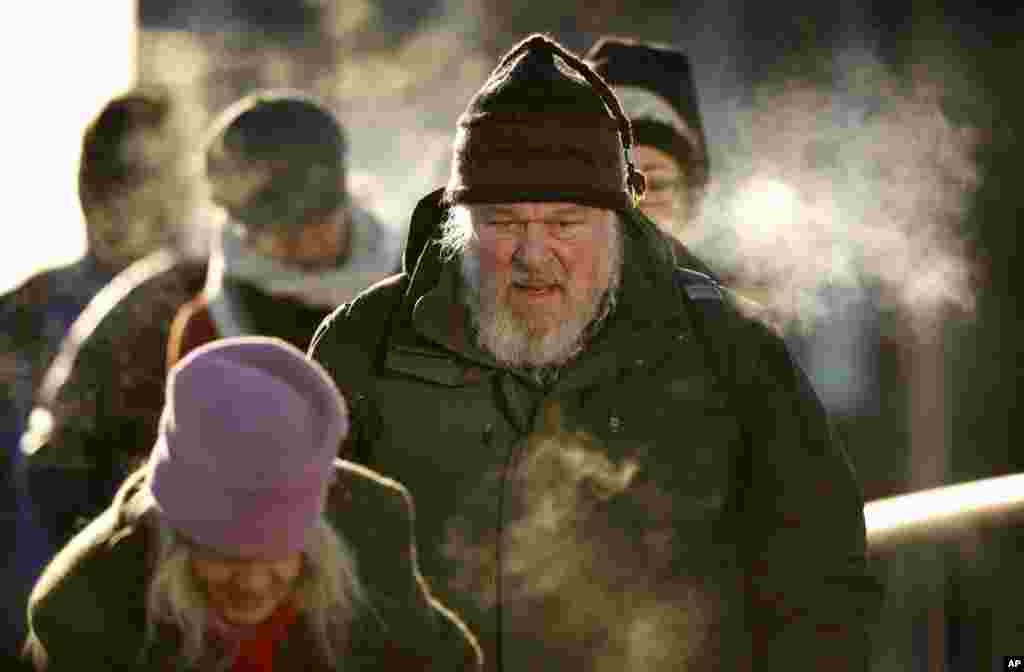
[[544, 205, 587, 218], [481, 206, 524, 219], [476, 205, 588, 219]]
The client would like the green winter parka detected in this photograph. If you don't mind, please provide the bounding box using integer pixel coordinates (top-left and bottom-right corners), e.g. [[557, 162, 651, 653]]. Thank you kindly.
[[308, 190, 883, 671]]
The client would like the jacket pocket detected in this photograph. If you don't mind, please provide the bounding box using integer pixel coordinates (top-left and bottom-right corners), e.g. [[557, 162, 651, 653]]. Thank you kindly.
[[384, 345, 490, 388]]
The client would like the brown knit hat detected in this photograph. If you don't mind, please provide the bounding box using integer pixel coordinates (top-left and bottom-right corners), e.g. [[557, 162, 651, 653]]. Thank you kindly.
[[444, 34, 646, 211]]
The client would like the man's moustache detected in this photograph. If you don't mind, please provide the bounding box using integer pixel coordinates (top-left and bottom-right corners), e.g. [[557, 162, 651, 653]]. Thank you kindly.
[[511, 272, 564, 287]]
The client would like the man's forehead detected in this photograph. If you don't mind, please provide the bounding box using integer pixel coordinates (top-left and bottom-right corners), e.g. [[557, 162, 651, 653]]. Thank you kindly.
[[470, 202, 606, 219]]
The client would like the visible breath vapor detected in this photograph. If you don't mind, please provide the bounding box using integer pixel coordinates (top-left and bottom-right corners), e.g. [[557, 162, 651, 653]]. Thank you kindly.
[[445, 403, 714, 670], [688, 51, 982, 335]]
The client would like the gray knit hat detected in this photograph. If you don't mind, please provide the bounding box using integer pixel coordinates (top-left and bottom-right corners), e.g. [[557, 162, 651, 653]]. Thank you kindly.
[[204, 91, 348, 234]]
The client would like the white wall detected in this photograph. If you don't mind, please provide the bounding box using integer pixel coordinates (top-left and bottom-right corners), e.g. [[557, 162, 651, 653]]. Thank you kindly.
[[0, 3, 136, 294]]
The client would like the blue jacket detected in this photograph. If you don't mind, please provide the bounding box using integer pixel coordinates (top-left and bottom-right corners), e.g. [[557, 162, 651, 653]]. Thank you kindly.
[[0, 253, 115, 662]]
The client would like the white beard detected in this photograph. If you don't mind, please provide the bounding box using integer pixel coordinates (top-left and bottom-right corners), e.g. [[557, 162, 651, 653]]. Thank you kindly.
[[459, 223, 623, 370]]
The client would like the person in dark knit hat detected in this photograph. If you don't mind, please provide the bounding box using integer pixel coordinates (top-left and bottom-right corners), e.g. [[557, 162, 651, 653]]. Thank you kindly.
[[22, 337, 481, 671], [586, 36, 709, 232], [310, 33, 881, 671], [585, 36, 712, 256], [168, 90, 400, 366], [588, 37, 797, 308]]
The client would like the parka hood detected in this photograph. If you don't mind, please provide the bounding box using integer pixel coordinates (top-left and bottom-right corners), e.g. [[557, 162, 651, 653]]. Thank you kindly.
[[403, 188, 448, 275]]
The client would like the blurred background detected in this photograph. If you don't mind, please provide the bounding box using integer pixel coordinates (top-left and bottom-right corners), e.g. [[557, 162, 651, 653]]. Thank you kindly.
[[3, 1, 1020, 669]]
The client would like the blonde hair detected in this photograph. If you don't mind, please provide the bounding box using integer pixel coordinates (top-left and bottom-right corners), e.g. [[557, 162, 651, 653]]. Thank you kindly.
[[145, 516, 364, 666]]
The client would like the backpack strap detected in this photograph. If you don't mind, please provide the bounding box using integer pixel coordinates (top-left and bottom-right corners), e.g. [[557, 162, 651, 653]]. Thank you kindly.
[[673, 267, 731, 388], [672, 267, 752, 446], [672, 266, 762, 544]]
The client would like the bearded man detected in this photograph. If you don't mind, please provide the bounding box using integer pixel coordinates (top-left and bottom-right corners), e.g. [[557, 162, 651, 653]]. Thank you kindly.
[[310, 34, 883, 671]]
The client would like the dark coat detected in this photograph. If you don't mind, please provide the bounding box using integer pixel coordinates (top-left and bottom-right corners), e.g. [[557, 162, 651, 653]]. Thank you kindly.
[[1, 254, 123, 663], [308, 190, 884, 671], [1, 254, 117, 436], [18, 251, 207, 548], [24, 460, 482, 671]]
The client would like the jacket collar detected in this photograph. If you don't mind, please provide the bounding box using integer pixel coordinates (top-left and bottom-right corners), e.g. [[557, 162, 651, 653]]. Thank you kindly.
[[411, 262, 497, 367]]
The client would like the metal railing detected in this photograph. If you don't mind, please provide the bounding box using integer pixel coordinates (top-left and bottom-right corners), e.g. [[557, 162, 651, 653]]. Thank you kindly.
[[864, 472, 1024, 551]]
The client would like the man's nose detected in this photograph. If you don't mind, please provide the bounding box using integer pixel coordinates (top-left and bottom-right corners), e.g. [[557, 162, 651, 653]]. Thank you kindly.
[[513, 223, 552, 267]]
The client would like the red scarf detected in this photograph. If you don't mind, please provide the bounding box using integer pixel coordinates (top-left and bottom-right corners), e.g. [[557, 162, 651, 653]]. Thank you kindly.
[[207, 602, 299, 672]]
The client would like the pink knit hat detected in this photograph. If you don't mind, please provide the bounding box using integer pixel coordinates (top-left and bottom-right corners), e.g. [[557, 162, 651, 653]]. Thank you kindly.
[[148, 336, 348, 559]]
